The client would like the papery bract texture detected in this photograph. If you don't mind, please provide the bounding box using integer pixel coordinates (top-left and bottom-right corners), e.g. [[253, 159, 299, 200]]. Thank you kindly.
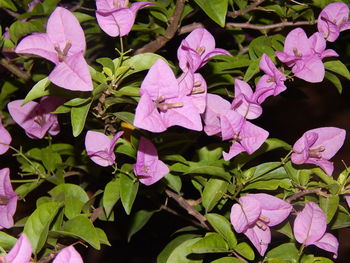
[[293, 202, 338, 258], [0, 168, 18, 229], [177, 28, 231, 72], [15, 7, 92, 91], [317, 2, 350, 42], [85, 130, 124, 167], [133, 137, 169, 186], [7, 97, 63, 139], [291, 127, 346, 176], [3, 234, 32, 263], [0, 119, 11, 155], [53, 245, 83, 263], [96, 0, 154, 37]]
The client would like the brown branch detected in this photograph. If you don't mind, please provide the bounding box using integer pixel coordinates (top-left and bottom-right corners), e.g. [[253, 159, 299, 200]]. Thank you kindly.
[[286, 188, 331, 203], [160, 204, 204, 229], [226, 20, 316, 31], [165, 189, 210, 230], [178, 22, 204, 35], [0, 58, 31, 82], [134, 0, 186, 54], [227, 0, 266, 18]]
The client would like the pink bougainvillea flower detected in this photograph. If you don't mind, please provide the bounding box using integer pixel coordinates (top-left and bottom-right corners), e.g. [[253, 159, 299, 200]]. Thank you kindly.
[[7, 97, 63, 140], [0, 119, 11, 155], [254, 54, 287, 104], [317, 2, 350, 42], [133, 59, 202, 132], [309, 32, 339, 59], [15, 7, 92, 91], [96, 0, 154, 37], [85, 130, 124, 167], [0, 234, 32, 263], [177, 28, 231, 72], [231, 79, 262, 119], [231, 194, 292, 256], [291, 127, 346, 176], [294, 202, 338, 258], [133, 137, 169, 186], [0, 168, 18, 229], [53, 245, 83, 263], [276, 28, 336, 83], [220, 110, 269, 161], [202, 93, 231, 136]]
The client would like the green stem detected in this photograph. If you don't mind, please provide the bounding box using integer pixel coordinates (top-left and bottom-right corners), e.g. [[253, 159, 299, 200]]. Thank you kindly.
[[11, 179, 38, 183], [297, 244, 305, 262]]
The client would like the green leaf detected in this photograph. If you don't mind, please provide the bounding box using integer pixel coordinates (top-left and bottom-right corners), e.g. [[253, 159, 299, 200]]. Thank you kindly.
[[96, 57, 115, 73], [331, 210, 350, 229], [196, 144, 223, 161], [324, 60, 350, 81], [127, 209, 157, 242], [325, 72, 342, 93], [120, 173, 139, 215], [71, 100, 92, 137], [113, 112, 135, 125], [275, 221, 294, 239], [194, 0, 228, 27], [313, 257, 334, 263], [234, 242, 254, 260], [49, 183, 89, 203], [59, 215, 100, 249], [202, 178, 228, 212], [95, 227, 111, 246], [15, 180, 44, 199], [265, 243, 299, 263], [190, 233, 229, 253], [10, 20, 44, 43], [41, 147, 62, 172], [0, 0, 17, 11], [23, 77, 51, 104], [164, 173, 182, 193], [205, 213, 237, 248], [166, 237, 203, 263], [211, 257, 245, 263], [186, 160, 230, 180], [24, 202, 61, 252], [244, 179, 292, 191], [103, 180, 120, 217], [157, 234, 201, 263], [0, 231, 17, 250], [319, 195, 339, 223], [243, 59, 260, 82]]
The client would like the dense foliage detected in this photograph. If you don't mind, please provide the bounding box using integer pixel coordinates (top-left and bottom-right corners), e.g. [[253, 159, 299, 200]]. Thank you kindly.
[[0, 0, 350, 262]]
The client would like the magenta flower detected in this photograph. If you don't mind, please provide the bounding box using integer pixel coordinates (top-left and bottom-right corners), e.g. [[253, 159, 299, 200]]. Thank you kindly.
[[275, 28, 337, 83], [0, 119, 11, 155], [133, 137, 169, 186], [254, 54, 287, 104], [15, 7, 92, 91], [0, 168, 18, 229], [96, 0, 154, 37], [294, 202, 338, 258], [133, 59, 202, 133], [0, 234, 32, 263], [231, 79, 262, 119], [230, 194, 292, 256], [317, 2, 350, 42], [177, 28, 231, 72], [291, 127, 346, 176], [85, 130, 124, 167], [309, 32, 339, 59], [202, 93, 231, 136], [220, 110, 269, 161], [7, 97, 62, 140], [53, 245, 83, 263]]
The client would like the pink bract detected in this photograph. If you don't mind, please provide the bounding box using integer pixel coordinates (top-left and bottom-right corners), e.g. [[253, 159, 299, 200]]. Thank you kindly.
[[7, 97, 63, 140], [53, 245, 83, 263], [0, 168, 18, 229], [317, 2, 350, 42], [133, 137, 169, 186], [2, 234, 32, 263], [15, 7, 92, 91], [96, 0, 154, 37], [85, 130, 124, 167], [291, 127, 346, 176], [293, 202, 338, 258], [230, 193, 292, 256], [0, 119, 11, 155]]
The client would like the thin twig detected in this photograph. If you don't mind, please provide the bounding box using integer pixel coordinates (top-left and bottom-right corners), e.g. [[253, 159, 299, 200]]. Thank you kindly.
[[178, 22, 204, 35], [134, 0, 186, 54], [232, 250, 248, 263], [0, 58, 31, 82], [288, 0, 307, 6], [227, 0, 266, 18], [286, 188, 331, 203], [226, 20, 316, 31], [165, 189, 210, 230], [160, 204, 204, 229]]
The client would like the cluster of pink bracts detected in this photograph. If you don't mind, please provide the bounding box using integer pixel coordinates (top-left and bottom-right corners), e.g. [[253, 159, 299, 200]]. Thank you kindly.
[[0, 1, 349, 261]]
